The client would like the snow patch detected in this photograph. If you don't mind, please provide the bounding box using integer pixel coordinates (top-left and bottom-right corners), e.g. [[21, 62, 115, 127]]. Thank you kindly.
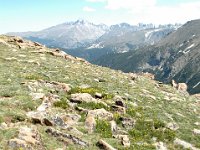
[[185, 44, 195, 50], [145, 28, 162, 39], [193, 82, 200, 89], [87, 43, 104, 49]]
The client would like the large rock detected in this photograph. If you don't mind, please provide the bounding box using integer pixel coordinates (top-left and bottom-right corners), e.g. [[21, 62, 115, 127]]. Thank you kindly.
[[70, 93, 97, 103], [46, 128, 88, 146], [97, 139, 117, 150], [88, 108, 113, 121], [8, 126, 42, 149], [30, 93, 45, 100], [174, 138, 199, 150]]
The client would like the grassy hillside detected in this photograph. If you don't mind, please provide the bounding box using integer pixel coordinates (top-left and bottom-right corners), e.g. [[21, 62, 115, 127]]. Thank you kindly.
[[0, 35, 199, 150]]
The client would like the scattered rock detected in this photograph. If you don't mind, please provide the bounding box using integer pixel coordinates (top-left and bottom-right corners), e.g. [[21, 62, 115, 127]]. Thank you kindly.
[[8, 126, 42, 149], [193, 129, 200, 135], [174, 138, 199, 150], [43, 118, 54, 126], [70, 93, 97, 103], [166, 122, 179, 131], [113, 135, 130, 147], [121, 117, 136, 129], [129, 73, 138, 80], [0, 122, 8, 129], [66, 127, 84, 136], [88, 108, 113, 121], [30, 93, 45, 100], [95, 92, 103, 99], [85, 114, 96, 133], [171, 80, 188, 92], [37, 101, 51, 112], [110, 120, 117, 133], [141, 72, 155, 80], [194, 122, 200, 126], [46, 128, 88, 146], [97, 139, 117, 150], [154, 142, 167, 150], [26, 111, 45, 125], [112, 105, 126, 114]]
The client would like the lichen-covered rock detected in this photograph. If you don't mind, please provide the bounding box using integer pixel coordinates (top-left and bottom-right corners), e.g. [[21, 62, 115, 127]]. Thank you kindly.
[[70, 93, 97, 103], [97, 139, 117, 150], [88, 108, 113, 121], [113, 135, 130, 147], [8, 126, 42, 150], [85, 114, 96, 133], [174, 138, 199, 150], [166, 122, 179, 131]]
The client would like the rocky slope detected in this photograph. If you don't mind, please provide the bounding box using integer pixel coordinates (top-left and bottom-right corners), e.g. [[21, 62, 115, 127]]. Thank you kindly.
[[0, 35, 200, 150], [95, 19, 200, 94]]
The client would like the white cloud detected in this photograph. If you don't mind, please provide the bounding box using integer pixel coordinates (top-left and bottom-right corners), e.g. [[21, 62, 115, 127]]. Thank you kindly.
[[86, 0, 200, 24], [86, 0, 106, 2], [105, 0, 156, 11], [83, 6, 96, 12], [128, 1, 200, 24]]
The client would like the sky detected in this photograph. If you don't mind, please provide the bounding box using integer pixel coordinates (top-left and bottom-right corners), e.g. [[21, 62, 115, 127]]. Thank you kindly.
[[0, 0, 200, 34]]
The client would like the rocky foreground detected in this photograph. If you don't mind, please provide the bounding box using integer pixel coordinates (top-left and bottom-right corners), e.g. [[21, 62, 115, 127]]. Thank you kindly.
[[0, 35, 200, 149]]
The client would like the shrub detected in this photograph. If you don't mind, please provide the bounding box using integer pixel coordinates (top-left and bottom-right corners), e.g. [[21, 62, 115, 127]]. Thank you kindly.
[[96, 119, 112, 138], [129, 119, 176, 142], [53, 99, 68, 109]]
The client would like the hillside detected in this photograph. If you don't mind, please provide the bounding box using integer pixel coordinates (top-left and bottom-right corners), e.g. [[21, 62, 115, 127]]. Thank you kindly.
[[0, 35, 200, 150], [95, 19, 200, 94]]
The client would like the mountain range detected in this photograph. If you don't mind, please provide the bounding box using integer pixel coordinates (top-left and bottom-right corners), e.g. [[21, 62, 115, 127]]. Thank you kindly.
[[7, 19, 200, 94], [7, 20, 180, 61], [95, 19, 200, 94]]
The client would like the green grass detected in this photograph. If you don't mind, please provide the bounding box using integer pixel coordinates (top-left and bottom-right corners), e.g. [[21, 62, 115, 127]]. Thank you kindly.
[[77, 101, 110, 111], [53, 98, 69, 109], [96, 119, 112, 138]]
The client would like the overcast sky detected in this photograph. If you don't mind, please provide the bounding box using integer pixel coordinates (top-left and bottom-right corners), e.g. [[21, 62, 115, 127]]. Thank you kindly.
[[0, 0, 200, 34]]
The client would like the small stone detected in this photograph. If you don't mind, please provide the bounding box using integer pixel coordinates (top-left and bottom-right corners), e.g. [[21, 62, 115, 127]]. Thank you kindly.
[[194, 122, 200, 126], [193, 129, 200, 135], [43, 118, 54, 126], [85, 114, 96, 133], [97, 139, 117, 150], [121, 117, 136, 129], [174, 138, 198, 150], [110, 120, 117, 133], [115, 100, 125, 107], [114, 135, 130, 147], [154, 142, 167, 150], [95, 92, 103, 99], [112, 105, 126, 114], [30, 93, 45, 100], [166, 122, 179, 131], [0, 122, 8, 129]]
